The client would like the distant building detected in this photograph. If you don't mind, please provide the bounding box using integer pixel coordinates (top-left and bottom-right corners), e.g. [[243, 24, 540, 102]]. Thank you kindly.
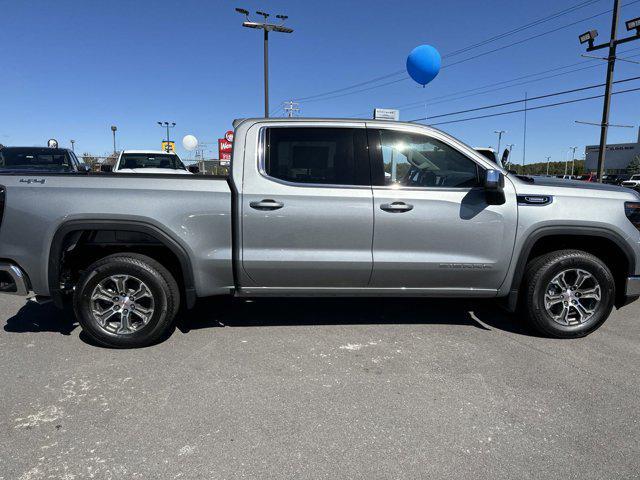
[[585, 127, 640, 174]]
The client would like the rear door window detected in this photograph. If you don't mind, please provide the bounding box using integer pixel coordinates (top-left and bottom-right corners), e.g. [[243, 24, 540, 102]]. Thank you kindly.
[[264, 127, 370, 186]]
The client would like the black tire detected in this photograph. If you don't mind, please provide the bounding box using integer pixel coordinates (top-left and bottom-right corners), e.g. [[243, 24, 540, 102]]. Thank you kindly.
[[73, 253, 180, 348], [522, 249, 615, 338]]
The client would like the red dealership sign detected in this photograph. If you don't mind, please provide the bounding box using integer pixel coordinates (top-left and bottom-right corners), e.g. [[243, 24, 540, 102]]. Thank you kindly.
[[218, 130, 233, 164]]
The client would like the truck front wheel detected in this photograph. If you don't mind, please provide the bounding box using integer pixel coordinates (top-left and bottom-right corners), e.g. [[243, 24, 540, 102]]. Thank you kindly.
[[73, 253, 180, 348], [522, 249, 615, 338]]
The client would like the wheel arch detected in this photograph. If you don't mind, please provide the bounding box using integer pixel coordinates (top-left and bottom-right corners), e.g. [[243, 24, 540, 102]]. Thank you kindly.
[[506, 226, 635, 311], [49, 220, 196, 309]]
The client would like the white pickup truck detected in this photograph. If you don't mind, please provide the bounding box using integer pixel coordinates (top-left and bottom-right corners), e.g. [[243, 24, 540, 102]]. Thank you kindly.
[[104, 150, 197, 175]]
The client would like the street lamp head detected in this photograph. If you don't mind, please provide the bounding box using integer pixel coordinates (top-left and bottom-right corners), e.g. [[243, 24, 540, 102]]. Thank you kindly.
[[276, 14, 288, 20], [235, 7, 249, 15], [111, 125, 117, 132], [242, 21, 263, 29], [256, 11, 269, 19], [171, 122, 176, 127], [272, 25, 293, 33], [157, 121, 163, 126], [626, 17, 640, 33], [579, 29, 598, 46]]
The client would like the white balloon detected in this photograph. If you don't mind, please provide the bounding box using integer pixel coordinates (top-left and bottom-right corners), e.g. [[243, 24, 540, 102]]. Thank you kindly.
[[182, 134, 198, 151]]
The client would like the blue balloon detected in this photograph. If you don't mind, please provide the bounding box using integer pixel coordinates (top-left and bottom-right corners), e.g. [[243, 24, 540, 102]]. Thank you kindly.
[[406, 45, 441, 86]]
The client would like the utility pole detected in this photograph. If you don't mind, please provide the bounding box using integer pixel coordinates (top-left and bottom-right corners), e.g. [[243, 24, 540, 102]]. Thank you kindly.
[[522, 92, 528, 169], [157, 121, 176, 151], [283, 100, 301, 117], [546, 156, 551, 176], [579, 4, 640, 182], [110, 126, 117, 154], [235, 8, 293, 118], [494, 130, 506, 157]]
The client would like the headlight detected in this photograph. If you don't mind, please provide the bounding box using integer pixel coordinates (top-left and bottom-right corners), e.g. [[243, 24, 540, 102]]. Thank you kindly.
[[625, 202, 640, 230]]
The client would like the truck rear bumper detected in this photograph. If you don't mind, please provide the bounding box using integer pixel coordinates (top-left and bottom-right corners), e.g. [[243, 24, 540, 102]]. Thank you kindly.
[[0, 262, 30, 296]]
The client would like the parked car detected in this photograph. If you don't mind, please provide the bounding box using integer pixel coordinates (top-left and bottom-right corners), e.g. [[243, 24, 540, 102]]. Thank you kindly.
[[576, 173, 598, 182], [103, 150, 198, 174], [556, 175, 577, 180], [0, 146, 89, 173], [1, 118, 639, 348], [603, 174, 631, 185], [621, 174, 640, 190]]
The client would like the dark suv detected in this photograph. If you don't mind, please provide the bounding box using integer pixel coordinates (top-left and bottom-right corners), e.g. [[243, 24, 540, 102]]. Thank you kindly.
[[0, 146, 89, 173]]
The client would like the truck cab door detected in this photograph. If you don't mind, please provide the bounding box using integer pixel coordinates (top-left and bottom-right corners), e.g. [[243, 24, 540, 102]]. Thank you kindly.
[[367, 126, 517, 293], [240, 122, 373, 289]]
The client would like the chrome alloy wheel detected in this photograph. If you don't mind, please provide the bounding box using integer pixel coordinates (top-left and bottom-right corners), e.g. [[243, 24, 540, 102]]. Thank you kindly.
[[89, 275, 155, 335], [544, 269, 602, 326]]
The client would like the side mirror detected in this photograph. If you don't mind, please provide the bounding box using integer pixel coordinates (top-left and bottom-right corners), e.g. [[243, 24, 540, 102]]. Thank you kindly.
[[484, 169, 506, 205], [484, 169, 505, 191], [188, 165, 200, 174], [100, 164, 113, 173]]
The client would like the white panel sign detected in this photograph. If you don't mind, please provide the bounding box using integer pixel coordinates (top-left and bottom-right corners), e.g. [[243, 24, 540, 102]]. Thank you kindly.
[[373, 108, 400, 121]]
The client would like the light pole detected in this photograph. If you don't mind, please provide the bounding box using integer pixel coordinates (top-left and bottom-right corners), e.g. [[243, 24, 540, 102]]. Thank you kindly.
[[579, 5, 640, 182], [570, 146, 578, 176], [70, 140, 75, 152], [545, 156, 551, 176], [157, 121, 176, 151], [235, 8, 293, 117], [110, 126, 117, 154], [494, 130, 506, 158]]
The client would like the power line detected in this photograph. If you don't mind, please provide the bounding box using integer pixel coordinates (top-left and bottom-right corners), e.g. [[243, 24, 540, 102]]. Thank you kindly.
[[349, 46, 640, 116], [442, 1, 640, 69], [444, 0, 604, 57], [290, 0, 636, 103], [292, 70, 405, 102], [409, 75, 640, 121], [425, 85, 640, 126]]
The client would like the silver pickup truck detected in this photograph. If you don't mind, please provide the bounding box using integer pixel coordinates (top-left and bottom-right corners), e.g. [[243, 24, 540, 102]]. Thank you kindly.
[[1, 118, 639, 347]]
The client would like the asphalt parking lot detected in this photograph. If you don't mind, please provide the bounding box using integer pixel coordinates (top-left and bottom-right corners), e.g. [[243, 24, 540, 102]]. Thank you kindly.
[[1, 295, 638, 480]]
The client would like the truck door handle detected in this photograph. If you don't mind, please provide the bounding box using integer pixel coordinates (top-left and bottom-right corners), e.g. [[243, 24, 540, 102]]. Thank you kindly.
[[250, 199, 284, 210], [380, 202, 413, 213]]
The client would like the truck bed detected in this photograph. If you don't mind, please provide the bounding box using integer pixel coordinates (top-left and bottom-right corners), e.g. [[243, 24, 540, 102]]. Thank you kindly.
[[0, 173, 234, 298]]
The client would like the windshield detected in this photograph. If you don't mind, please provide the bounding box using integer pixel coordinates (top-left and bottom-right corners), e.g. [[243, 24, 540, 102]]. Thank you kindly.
[[0, 149, 73, 171], [119, 153, 185, 170], [632, 175, 640, 180]]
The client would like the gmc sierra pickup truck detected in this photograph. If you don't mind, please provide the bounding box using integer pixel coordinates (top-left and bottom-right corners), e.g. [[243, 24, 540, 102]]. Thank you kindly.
[[1, 118, 639, 348]]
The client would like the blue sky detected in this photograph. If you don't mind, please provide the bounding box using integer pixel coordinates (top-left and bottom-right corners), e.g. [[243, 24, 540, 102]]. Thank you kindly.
[[1, 0, 639, 164]]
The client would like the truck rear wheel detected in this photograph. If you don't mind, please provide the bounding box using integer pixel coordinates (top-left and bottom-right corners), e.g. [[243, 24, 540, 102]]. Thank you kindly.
[[73, 253, 180, 348], [522, 249, 615, 338]]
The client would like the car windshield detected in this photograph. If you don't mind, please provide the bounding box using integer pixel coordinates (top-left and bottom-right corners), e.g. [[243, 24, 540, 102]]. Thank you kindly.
[[631, 175, 640, 180], [0, 148, 73, 171], [119, 153, 185, 170]]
